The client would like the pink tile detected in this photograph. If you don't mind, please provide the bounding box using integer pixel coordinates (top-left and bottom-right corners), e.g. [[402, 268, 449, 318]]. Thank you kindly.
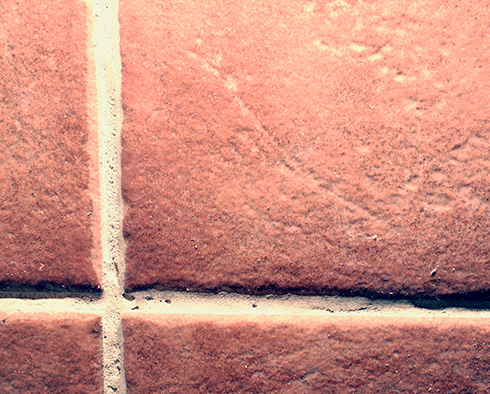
[[0, 313, 102, 393], [0, 0, 101, 290], [124, 315, 490, 393], [121, 0, 490, 297]]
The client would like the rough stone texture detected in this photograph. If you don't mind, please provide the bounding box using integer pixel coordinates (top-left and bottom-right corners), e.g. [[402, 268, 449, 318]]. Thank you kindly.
[[121, 0, 490, 297], [123, 315, 490, 394], [0, 313, 102, 393], [0, 0, 101, 290]]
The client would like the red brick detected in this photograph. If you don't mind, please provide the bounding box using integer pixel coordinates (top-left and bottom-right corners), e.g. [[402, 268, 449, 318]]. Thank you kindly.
[[0, 0, 101, 290], [121, 0, 490, 296], [0, 313, 102, 393], [123, 315, 490, 394]]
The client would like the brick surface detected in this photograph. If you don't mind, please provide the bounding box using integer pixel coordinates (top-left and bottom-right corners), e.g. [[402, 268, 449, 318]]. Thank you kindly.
[[123, 315, 490, 394], [0, 0, 101, 290], [121, 0, 490, 297], [0, 313, 102, 393]]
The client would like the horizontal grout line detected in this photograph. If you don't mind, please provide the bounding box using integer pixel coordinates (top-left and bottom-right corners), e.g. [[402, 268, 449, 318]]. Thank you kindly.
[[125, 284, 490, 304], [0, 296, 103, 314], [1, 291, 489, 318], [119, 290, 490, 317], [1, 287, 489, 311]]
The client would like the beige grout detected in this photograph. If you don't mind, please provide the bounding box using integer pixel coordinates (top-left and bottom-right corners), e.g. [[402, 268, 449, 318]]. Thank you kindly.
[[1, 291, 489, 317], [122, 291, 490, 318], [90, 0, 126, 392]]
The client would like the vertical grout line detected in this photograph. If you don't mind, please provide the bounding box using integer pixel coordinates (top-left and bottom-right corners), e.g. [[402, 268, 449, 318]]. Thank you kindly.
[[90, 0, 126, 392]]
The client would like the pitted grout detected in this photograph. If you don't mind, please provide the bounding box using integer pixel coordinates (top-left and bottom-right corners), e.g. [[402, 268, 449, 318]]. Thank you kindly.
[[121, 290, 490, 318], [0, 291, 489, 318], [90, 0, 126, 392]]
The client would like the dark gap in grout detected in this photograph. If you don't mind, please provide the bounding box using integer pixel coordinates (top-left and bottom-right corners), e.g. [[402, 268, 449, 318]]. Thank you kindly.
[[410, 299, 490, 310], [0, 282, 102, 300], [122, 293, 135, 301]]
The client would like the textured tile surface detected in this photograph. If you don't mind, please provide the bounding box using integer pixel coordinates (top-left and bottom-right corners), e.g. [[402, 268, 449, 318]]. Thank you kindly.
[[124, 315, 490, 394], [0, 313, 102, 394], [121, 0, 490, 296], [0, 0, 101, 290]]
